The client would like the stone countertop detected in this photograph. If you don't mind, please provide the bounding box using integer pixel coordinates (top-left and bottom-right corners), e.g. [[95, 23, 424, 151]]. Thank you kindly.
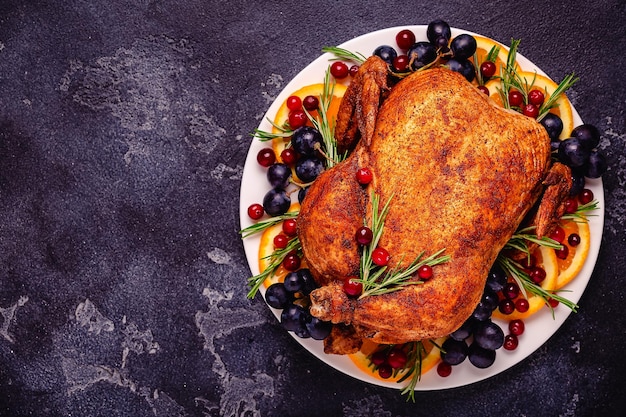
[[1, 1, 625, 416]]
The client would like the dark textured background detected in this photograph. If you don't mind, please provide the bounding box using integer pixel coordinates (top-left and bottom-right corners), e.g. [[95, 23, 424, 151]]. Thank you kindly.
[[1, 1, 625, 416]]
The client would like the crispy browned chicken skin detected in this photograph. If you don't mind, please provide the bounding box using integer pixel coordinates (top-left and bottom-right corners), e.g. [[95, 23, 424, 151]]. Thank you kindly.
[[298, 63, 561, 350]]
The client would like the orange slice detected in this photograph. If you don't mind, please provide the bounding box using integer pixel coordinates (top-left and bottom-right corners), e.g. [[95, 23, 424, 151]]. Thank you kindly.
[[555, 216, 591, 289], [258, 203, 301, 288], [517, 71, 575, 139], [348, 337, 446, 382], [271, 83, 347, 160], [492, 245, 559, 321]]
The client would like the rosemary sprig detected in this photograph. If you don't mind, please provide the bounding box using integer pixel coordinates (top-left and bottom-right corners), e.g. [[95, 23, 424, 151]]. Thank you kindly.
[[305, 68, 344, 167], [239, 211, 299, 238], [321, 46, 367, 64], [537, 73, 578, 121], [397, 341, 425, 402], [357, 192, 449, 298], [495, 39, 521, 109], [497, 255, 578, 313], [358, 249, 449, 298], [561, 200, 599, 222], [252, 119, 293, 142], [505, 226, 563, 252], [359, 192, 392, 285], [247, 237, 301, 298]]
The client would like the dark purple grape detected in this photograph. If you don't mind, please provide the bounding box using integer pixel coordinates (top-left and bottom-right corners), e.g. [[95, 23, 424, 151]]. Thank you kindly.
[[450, 319, 475, 341], [440, 338, 468, 365], [571, 124, 600, 150], [472, 302, 492, 321], [283, 271, 304, 293], [291, 126, 322, 156], [297, 268, 317, 295], [427, 19, 451, 48], [298, 186, 309, 203], [305, 316, 332, 340], [265, 283, 290, 309], [585, 149, 607, 178], [373, 45, 398, 65], [569, 168, 586, 196], [262, 188, 290, 216], [541, 113, 564, 141], [558, 137, 591, 168], [473, 320, 504, 350], [295, 157, 324, 182], [481, 288, 500, 311], [450, 34, 477, 60], [407, 41, 437, 70], [445, 58, 475, 82], [486, 263, 507, 292], [550, 138, 561, 154], [267, 163, 291, 189], [468, 342, 496, 368], [280, 304, 307, 332]]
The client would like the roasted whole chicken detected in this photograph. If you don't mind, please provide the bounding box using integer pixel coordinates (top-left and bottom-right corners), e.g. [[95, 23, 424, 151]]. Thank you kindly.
[[297, 57, 571, 353]]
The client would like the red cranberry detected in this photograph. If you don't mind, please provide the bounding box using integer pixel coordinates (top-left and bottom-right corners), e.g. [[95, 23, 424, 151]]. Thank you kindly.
[[288, 109, 307, 129], [330, 61, 349, 79], [372, 247, 391, 266], [437, 361, 452, 377], [371, 350, 387, 366], [508, 90, 524, 107], [378, 364, 393, 379], [564, 197, 579, 214], [477, 85, 490, 96], [247, 203, 264, 220], [549, 226, 566, 243], [280, 148, 297, 165], [480, 61, 496, 78], [568, 233, 581, 247], [396, 29, 416, 50], [355, 226, 373, 245], [387, 348, 408, 369], [515, 298, 530, 313], [503, 334, 519, 350], [286, 95, 302, 111], [528, 89, 545, 106], [509, 319, 525, 336], [393, 55, 410, 72], [529, 266, 546, 284], [282, 218, 297, 236], [282, 252, 301, 271], [499, 299, 515, 315], [256, 148, 276, 167], [343, 278, 363, 297], [356, 167, 373, 185], [302, 95, 319, 111], [555, 245, 569, 260], [349, 65, 360, 77], [417, 265, 433, 280], [522, 104, 539, 118], [578, 188, 594, 204], [273, 233, 288, 249], [503, 282, 520, 299]]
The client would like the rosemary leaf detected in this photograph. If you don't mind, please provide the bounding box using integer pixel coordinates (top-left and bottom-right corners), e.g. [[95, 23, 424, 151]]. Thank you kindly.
[[321, 46, 367, 64], [240, 211, 299, 238], [247, 237, 301, 298], [537, 73, 579, 121]]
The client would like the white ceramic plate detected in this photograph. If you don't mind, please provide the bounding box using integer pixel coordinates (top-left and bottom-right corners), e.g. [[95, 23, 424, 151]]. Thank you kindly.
[[239, 25, 604, 391]]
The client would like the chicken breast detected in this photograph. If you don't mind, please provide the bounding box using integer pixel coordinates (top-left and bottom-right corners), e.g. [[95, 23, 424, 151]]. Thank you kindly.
[[297, 67, 552, 347]]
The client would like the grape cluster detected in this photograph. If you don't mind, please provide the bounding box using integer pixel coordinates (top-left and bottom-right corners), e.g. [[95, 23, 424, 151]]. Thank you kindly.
[[254, 124, 326, 217], [439, 272, 506, 372], [554, 124, 607, 194], [265, 269, 332, 340]]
